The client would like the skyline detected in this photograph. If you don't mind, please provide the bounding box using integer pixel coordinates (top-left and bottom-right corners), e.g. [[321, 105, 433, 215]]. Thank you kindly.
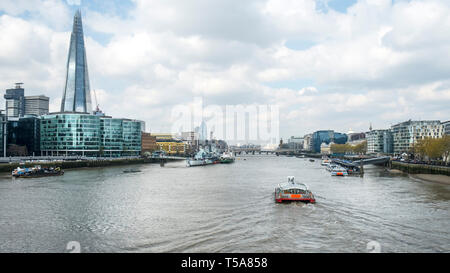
[[1, 0, 450, 139]]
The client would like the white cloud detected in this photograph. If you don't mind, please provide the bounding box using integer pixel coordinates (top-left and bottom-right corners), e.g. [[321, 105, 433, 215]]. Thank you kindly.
[[1, 0, 450, 138]]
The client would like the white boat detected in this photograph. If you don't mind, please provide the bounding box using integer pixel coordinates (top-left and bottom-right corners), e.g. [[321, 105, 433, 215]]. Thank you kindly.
[[220, 152, 235, 163], [274, 176, 316, 203], [331, 167, 348, 176], [321, 159, 331, 166], [186, 158, 206, 167]]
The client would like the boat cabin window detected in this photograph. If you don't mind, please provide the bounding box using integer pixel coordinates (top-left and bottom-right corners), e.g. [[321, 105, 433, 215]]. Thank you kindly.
[[284, 189, 306, 194]]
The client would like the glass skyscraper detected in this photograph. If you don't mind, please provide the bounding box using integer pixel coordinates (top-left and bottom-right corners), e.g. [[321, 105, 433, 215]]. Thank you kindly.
[[40, 10, 142, 157], [60, 10, 92, 113]]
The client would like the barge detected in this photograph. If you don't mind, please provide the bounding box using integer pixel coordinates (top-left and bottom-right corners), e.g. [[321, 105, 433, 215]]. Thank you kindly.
[[12, 166, 64, 178]]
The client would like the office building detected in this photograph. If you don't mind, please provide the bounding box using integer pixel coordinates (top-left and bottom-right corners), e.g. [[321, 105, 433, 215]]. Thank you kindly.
[[367, 129, 388, 154], [442, 120, 450, 135], [4, 83, 25, 118], [122, 119, 142, 155], [383, 130, 394, 154], [100, 117, 124, 157], [391, 120, 443, 154], [141, 133, 158, 154], [7, 116, 41, 156], [24, 95, 49, 116], [311, 130, 347, 153], [40, 113, 141, 157], [151, 133, 186, 155], [4, 83, 50, 119]]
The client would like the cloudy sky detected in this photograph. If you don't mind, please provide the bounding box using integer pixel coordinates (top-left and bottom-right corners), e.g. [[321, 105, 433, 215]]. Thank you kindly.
[[0, 0, 449, 140]]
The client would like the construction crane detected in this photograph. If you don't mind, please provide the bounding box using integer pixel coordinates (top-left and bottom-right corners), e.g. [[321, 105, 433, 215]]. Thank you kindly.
[[93, 89, 100, 112]]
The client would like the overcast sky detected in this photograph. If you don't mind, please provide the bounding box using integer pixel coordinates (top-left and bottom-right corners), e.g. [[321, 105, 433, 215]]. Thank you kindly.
[[1, 0, 449, 140]]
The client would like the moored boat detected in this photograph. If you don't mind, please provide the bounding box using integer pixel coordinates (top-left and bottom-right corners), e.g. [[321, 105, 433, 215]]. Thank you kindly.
[[321, 159, 331, 166], [274, 176, 316, 203], [331, 167, 348, 176], [12, 166, 64, 178], [186, 158, 207, 167], [220, 152, 235, 163]]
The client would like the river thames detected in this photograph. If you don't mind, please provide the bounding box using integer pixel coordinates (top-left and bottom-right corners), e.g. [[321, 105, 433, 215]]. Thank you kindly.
[[0, 155, 449, 253]]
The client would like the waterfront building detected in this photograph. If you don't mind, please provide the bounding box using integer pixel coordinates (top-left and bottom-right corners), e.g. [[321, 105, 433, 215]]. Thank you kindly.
[[152, 133, 186, 155], [60, 10, 92, 113], [383, 130, 394, 154], [391, 120, 443, 154], [7, 116, 40, 156], [141, 133, 158, 154], [136, 120, 146, 132], [367, 129, 388, 154], [311, 130, 347, 153], [40, 113, 100, 156], [41, 114, 141, 157], [442, 120, 450, 135], [157, 139, 186, 155], [122, 119, 142, 156], [100, 117, 123, 157]]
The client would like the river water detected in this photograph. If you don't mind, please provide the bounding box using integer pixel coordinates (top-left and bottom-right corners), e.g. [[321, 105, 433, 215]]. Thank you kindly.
[[0, 155, 449, 253]]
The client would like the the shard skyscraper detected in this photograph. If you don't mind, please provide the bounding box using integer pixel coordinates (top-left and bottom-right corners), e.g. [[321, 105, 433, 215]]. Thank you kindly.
[[60, 10, 92, 113]]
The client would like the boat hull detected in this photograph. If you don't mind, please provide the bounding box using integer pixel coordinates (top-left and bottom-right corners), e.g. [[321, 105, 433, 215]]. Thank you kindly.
[[220, 159, 234, 164], [186, 159, 206, 167], [13, 171, 64, 178], [274, 192, 316, 203], [275, 197, 316, 203]]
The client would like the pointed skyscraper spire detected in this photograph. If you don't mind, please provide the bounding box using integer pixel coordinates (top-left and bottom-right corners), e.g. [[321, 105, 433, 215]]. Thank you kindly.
[[61, 9, 92, 113]]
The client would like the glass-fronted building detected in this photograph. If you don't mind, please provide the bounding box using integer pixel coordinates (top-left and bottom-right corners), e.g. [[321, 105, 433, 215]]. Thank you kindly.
[[383, 130, 393, 154], [7, 116, 41, 156], [100, 117, 123, 157], [311, 130, 347, 153], [40, 113, 100, 156], [40, 113, 141, 157], [61, 10, 92, 113], [367, 129, 388, 154], [122, 120, 142, 156]]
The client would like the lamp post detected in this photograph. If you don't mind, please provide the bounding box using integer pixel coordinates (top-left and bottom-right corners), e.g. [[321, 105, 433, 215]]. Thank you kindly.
[[0, 110, 6, 158]]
